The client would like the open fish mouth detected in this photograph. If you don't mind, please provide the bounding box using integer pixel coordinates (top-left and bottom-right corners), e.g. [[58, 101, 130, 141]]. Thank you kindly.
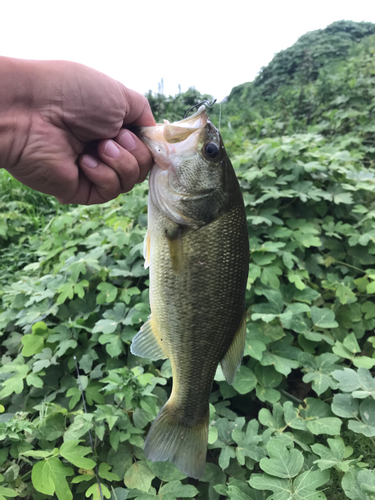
[[136, 106, 209, 169]]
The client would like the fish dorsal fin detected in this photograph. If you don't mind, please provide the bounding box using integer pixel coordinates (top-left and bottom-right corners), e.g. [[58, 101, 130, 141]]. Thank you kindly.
[[130, 315, 168, 360], [220, 312, 247, 385], [143, 229, 151, 269]]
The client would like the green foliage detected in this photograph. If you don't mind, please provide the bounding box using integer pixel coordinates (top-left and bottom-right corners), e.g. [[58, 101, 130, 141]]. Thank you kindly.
[[146, 87, 215, 124], [2, 19, 375, 500], [254, 20, 375, 97]]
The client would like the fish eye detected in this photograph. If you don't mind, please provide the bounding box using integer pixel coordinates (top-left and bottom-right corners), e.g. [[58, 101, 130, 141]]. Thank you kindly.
[[204, 142, 219, 159]]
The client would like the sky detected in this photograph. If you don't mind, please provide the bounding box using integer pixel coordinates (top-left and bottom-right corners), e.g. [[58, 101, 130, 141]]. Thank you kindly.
[[2, 1, 375, 101]]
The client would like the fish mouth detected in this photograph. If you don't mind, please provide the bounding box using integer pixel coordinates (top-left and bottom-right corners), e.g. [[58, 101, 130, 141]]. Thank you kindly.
[[139, 105, 208, 139], [136, 106, 209, 169]]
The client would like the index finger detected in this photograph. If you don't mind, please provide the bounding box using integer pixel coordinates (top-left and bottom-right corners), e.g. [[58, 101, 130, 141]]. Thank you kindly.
[[122, 87, 156, 128]]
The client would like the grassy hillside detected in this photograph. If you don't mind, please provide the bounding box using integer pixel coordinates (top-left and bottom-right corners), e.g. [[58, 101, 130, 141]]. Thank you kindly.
[[225, 21, 375, 135], [1, 20, 375, 500]]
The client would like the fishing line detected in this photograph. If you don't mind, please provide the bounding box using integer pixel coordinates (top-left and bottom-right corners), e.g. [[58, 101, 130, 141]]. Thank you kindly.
[[73, 356, 104, 500], [184, 99, 217, 119], [219, 102, 222, 132]]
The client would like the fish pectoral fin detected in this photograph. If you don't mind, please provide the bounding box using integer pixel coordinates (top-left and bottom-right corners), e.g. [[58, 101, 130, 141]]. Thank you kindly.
[[166, 226, 184, 273], [143, 228, 151, 269], [220, 311, 247, 385], [130, 315, 168, 360]]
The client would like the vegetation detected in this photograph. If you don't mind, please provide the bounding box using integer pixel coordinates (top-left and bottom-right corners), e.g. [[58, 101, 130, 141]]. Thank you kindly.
[[1, 19, 375, 500]]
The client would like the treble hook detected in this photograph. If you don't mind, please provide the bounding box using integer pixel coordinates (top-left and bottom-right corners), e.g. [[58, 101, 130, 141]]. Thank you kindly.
[[184, 99, 217, 119]]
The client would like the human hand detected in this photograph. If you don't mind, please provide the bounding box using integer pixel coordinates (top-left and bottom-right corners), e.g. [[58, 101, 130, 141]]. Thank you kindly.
[[0, 57, 155, 204]]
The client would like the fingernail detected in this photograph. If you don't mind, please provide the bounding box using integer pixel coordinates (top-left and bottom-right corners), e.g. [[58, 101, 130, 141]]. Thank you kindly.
[[81, 154, 98, 168], [104, 140, 120, 159], [119, 131, 136, 151]]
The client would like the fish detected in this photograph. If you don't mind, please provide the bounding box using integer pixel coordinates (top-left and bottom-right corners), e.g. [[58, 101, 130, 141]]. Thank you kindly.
[[130, 105, 249, 479]]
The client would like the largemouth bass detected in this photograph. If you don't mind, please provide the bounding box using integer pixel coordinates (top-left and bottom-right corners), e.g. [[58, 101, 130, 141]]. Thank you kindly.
[[131, 106, 249, 479]]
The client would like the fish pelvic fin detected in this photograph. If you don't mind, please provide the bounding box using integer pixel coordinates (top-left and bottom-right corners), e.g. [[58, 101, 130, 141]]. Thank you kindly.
[[144, 402, 209, 479], [220, 311, 247, 385], [143, 228, 151, 269], [130, 315, 168, 360]]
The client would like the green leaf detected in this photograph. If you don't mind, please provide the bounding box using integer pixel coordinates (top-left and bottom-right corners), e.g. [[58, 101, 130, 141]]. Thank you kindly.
[[26, 372, 44, 388], [110, 489, 129, 500], [218, 445, 236, 470], [32, 458, 74, 500], [59, 440, 96, 469], [259, 403, 286, 432], [208, 425, 218, 445], [348, 399, 375, 437], [332, 368, 360, 392], [354, 367, 375, 399], [57, 282, 75, 304], [331, 394, 359, 418], [336, 284, 356, 304], [20, 449, 56, 459], [232, 366, 257, 394], [261, 351, 299, 376], [249, 474, 290, 500], [93, 319, 118, 334], [254, 364, 283, 400], [98, 462, 120, 481], [334, 191, 353, 204], [21, 334, 44, 357], [283, 402, 307, 431], [293, 469, 330, 499], [261, 266, 282, 288], [312, 437, 347, 471], [306, 417, 342, 435], [342, 469, 375, 500], [362, 301, 375, 320], [310, 306, 338, 329], [244, 338, 266, 360], [96, 283, 118, 304], [64, 414, 94, 441], [0, 486, 18, 499], [358, 469, 375, 496], [260, 440, 303, 478], [124, 461, 155, 492], [299, 352, 339, 395], [250, 469, 329, 500], [85, 482, 111, 499], [225, 484, 254, 500], [0, 365, 29, 399], [287, 270, 306, 290], [147, 460, 186, 482], [158, 480, 199, 498], [232, 419, 265, 463], [353, 356, 375, 369], [343, 332, 360, 353]]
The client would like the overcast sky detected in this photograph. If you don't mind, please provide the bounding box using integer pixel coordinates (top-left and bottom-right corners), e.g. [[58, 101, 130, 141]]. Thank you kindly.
[[2, 1, 375, 101]]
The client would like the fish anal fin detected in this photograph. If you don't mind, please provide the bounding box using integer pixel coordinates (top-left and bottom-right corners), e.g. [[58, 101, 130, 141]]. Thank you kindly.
[[220, 312, 247, 385], [144, 401, 209, 479], [130, 315, 167, 360], [143, 229, 151, 269]]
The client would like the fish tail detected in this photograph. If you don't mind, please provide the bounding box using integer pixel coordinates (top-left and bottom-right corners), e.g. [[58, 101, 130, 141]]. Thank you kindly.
[[144, 401, 209, 479]]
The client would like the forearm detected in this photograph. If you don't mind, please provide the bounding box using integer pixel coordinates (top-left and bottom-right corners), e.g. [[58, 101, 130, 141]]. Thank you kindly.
[[0, 56, 35, 171]]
